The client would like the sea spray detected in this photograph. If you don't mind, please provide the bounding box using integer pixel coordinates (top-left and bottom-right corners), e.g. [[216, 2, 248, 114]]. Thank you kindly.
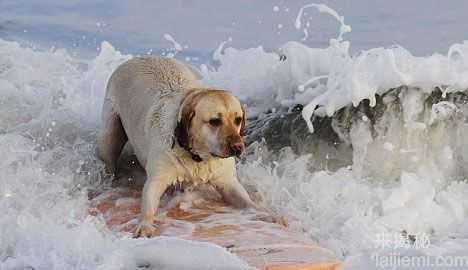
[[0, 39, 248, 270], [2, 3, 468, 269], [202, 4, 468, 263]]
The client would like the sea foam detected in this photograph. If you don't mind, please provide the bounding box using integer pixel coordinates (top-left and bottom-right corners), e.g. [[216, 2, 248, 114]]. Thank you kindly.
[[1, 3, 468, 269]]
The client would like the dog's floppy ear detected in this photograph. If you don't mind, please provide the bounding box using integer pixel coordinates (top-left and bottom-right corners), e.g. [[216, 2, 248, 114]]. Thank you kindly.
[[175, 109, 195, 150], [175, 89, 200, 150], [240, 105, 246, 136]]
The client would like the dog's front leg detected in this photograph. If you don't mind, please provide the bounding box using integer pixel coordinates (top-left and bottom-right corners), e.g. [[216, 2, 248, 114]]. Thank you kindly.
[[211, 163, 260, 209], [216, 178, 260, 210], [215, 173, 288, 227], [134, 174, 172, 238]]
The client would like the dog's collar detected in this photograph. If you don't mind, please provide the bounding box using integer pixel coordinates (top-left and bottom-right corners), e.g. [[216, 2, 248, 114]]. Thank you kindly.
[[171, 137, 203, 162], [189, 151, 203, 162]]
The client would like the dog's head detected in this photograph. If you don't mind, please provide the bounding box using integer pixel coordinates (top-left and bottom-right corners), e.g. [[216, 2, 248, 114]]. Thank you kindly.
[[175, 89, 246, 160]]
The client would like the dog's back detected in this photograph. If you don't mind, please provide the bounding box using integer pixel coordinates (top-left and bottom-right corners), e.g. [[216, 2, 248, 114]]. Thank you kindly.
[[101, 57, 200, 167], [106, 57, 199, 113]]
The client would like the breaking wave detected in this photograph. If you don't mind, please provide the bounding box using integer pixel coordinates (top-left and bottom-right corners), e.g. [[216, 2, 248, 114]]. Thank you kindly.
[[1, 4, 468, 269]]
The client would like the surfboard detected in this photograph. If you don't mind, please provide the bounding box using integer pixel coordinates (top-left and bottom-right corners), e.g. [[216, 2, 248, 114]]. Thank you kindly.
[[89, 186, 341, 270]]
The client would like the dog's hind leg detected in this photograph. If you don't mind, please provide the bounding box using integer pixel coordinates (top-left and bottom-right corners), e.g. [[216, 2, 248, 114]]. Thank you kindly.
[[97, 100, 128, 174]]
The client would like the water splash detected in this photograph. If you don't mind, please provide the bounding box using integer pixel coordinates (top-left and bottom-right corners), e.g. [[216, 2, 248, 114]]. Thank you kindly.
[[294, 3, 352, 43]]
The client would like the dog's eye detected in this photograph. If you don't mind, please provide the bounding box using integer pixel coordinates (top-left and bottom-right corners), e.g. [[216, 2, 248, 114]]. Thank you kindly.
[[209, 118, 222, 127], [234, 117, 242, 126]]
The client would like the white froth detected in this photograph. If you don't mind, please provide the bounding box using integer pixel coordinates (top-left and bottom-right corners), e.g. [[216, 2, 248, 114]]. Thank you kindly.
[[203, 5, 468, 133], [163, 34, 183, 52], [198, 4, 468, 268], [2, 3, 468, 268], [0, 39, 248, 269]]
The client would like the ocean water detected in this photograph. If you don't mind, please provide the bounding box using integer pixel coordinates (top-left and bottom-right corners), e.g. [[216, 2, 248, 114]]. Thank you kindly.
[[2, 0, 468, 56], [1, 1, 468, 270]]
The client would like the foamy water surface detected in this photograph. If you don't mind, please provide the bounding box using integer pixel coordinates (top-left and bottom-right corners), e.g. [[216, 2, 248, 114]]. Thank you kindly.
[[1, 2, 468, 270]]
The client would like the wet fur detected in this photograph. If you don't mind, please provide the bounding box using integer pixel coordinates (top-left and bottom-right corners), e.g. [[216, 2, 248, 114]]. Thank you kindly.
[[97, 56, 256, 237]]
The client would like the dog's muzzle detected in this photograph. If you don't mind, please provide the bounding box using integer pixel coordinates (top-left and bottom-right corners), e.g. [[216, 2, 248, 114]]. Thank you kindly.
[[229, 137, 244, 158]]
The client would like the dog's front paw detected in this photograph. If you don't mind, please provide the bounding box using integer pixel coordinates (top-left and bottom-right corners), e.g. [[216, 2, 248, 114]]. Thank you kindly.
[[134, 221, 155, 238], [255, 212, 289, 227]]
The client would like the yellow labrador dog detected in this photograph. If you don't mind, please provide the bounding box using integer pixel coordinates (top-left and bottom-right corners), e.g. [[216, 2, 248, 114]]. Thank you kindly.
[[97, 57, 258, 237]]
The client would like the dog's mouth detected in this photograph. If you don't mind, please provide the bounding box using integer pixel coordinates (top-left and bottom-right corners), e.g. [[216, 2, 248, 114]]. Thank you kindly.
[[210, 153, 228, 159], [210, 152, 243, 159], [210, 152, 231, 159]]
